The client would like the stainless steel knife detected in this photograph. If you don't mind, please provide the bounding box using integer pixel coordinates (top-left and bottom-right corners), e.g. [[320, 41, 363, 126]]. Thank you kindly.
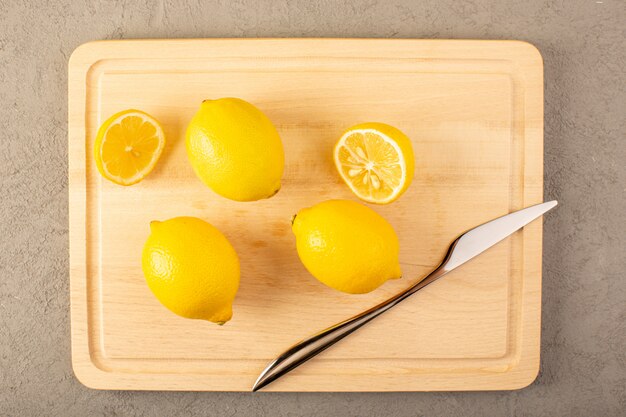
[[252, 200, 557, 391]]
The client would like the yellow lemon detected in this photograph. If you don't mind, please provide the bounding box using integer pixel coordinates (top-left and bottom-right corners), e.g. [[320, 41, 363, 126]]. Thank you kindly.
[[94, 109, 166, 186], [186, 98, 285, 201], [141, 217, 240, 324], [334, 122, 414, 204], [292, 200, 402, 294]]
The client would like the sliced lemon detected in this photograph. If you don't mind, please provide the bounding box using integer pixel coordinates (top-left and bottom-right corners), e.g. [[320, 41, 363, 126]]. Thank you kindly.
[[94, 109, 166, 186], [334, 122, 415, 204]]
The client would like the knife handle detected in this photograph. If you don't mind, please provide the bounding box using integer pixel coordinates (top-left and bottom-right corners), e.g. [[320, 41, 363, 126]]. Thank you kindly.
[[252, 265, 447, 391]]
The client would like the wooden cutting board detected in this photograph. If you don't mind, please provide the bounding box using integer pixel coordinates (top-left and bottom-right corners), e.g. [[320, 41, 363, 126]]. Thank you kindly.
[[68, 39, 544, 391]]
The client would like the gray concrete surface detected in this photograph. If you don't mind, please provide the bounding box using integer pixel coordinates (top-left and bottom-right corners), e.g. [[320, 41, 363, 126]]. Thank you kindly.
[[1, 0, 625, 415]]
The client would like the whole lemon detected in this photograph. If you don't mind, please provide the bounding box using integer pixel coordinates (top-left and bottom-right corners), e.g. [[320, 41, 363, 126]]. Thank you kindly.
[[141, 217, 240, 324], [186, 98, 285, 201], [292, 200, 402, 294]]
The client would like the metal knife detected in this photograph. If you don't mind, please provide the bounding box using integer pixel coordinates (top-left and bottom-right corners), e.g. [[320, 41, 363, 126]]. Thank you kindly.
[[253, 200, 558, 391]]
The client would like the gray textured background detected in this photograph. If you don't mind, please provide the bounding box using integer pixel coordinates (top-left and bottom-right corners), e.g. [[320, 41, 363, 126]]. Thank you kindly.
[[1, 0, 625, 416]]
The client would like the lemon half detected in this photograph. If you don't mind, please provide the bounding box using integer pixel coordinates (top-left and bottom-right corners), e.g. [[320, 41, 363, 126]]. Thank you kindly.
[[94, 109, 166, 186], [334, 122, 414, 204]]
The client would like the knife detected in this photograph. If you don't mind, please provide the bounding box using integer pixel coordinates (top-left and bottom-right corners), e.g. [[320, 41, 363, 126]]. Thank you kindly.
[[253, 200, 558, 391]]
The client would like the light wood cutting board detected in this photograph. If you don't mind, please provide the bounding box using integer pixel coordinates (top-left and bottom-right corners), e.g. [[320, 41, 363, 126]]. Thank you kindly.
[[68, 39, 544, 391]]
